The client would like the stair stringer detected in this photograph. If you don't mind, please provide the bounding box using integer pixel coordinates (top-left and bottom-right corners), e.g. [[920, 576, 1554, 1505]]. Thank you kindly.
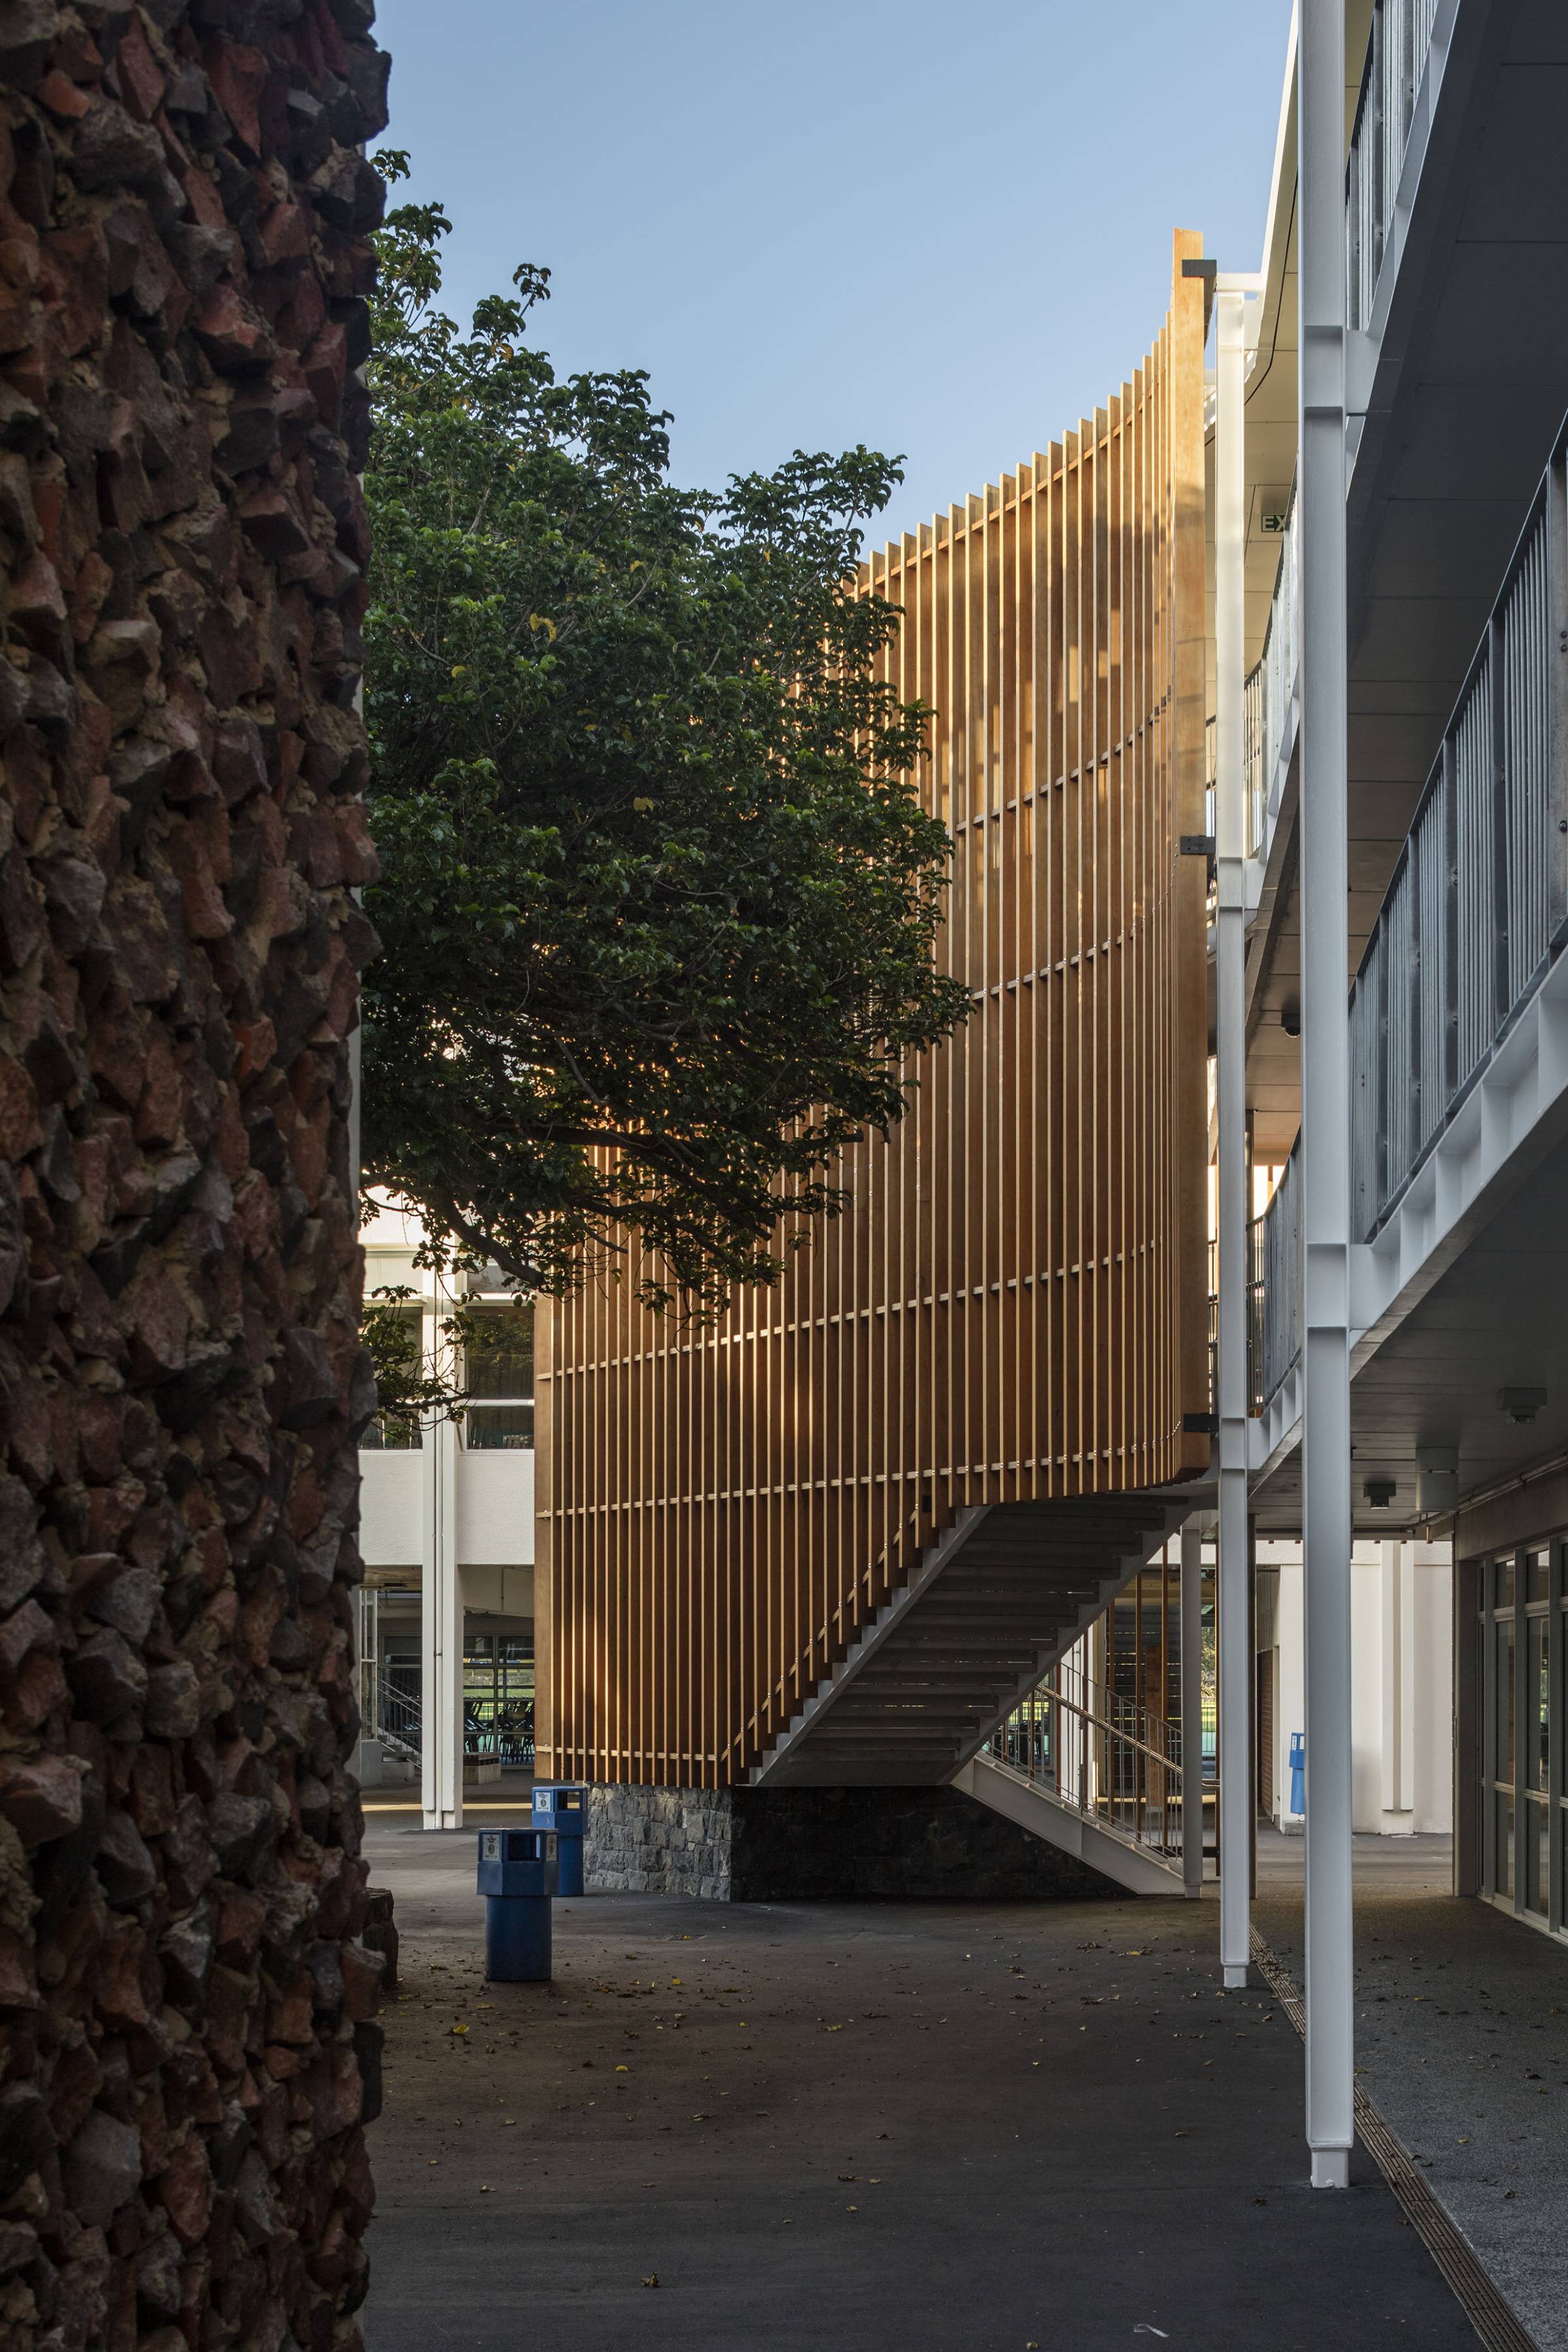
[[953, 1752, 1185, 1897], [945, 1501, 1194, 1778], [747, 1505, 992, 1788], [749, 1494, 1203, 1790]]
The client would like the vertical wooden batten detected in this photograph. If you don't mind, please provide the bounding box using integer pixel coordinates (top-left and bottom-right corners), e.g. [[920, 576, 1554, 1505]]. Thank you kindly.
[[535, 239, 1210, 1790]]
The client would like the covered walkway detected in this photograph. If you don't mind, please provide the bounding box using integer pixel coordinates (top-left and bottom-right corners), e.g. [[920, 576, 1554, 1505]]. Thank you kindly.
[[362, 1818, 1481, 2352], [1254, 1829, 1568, 2352]]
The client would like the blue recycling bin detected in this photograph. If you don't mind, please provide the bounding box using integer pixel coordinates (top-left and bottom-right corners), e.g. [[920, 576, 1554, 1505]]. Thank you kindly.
[[477, 1827, 557, 1982], [530, 1783, 589, 1896], [1288, 1731, 1305, 1817]]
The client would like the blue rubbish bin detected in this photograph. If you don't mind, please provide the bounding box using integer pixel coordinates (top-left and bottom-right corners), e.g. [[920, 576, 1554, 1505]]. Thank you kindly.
[[1288, 1731, 1305, 1817], [477, 1827, 557, 1982], [531, 1783, 589, 1896]]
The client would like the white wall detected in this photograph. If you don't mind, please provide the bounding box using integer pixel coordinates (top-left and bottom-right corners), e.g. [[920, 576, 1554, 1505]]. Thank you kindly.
[[357, 1448, 534, 1572], [1266, 1537, 1451, 1835], [359, 1452, 421, 1567], [457, 1450, 534, 1565]]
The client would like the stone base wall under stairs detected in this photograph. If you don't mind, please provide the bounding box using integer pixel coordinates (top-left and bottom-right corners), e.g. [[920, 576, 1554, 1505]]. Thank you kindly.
[[586, 1784, 1128, 1903]]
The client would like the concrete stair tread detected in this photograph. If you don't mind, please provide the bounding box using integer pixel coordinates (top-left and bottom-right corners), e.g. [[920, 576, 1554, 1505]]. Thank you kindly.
[[752, 1495, 1190, 1789]]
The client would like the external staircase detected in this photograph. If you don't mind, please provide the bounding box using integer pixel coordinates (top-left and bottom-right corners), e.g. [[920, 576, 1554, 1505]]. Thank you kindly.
[[749, 1494, 1206, 1894], [749, 1499, 1179, 1766], [955, 1752, 1186, 1896]]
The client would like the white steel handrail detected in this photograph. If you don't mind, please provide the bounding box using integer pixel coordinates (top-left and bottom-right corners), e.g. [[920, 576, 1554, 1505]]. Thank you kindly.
[[1346, 0, 1441, 333], [1257, 420, 1568, 1409], [984, 1669, 1188, 1863], [1243, 477, 1298, 860]]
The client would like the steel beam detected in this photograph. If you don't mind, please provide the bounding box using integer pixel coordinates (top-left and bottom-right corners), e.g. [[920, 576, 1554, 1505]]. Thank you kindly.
[[1298, 0, 1355, 2192]]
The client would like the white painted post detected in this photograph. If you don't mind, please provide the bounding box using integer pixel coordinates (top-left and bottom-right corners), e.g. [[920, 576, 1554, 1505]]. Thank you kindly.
[[1299, 0, 1356, 2191], [1216, 280, 1252, 1989], [421, 1280, 464, 1831], [1181, 1520, 1205, 1896], [1380, 1540, 1401, 1815], [1379, 1539, 1418, 1821]]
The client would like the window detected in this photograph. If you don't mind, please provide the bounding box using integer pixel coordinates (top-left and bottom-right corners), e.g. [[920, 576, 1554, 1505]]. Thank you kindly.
[[463, 1631, 534, 1760], [465, 1304, 534, 1450], [360, 1299, 424, 1450], [1479, 1541, 1565, 1939]]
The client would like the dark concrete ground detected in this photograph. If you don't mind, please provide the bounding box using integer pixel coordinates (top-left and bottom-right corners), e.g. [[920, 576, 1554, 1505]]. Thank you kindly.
[[1255, 1828, 1568, 2352], [359, 1816, 1483, 2352]]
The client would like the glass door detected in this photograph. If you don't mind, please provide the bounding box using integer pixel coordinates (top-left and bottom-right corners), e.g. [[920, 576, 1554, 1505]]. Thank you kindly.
[[1480, 1543, 1565, 1941], [1482, 1556, 1516, 1904], [1524, 1550, 1550, 1921]]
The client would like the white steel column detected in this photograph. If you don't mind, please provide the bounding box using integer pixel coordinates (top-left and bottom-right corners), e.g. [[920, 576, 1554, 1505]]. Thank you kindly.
[[421, 1284, 463, 1831], [1298, 0, 1355, 2189], [1181, 1519, 1205, 1897], [1215, 279, 1255, 1990]]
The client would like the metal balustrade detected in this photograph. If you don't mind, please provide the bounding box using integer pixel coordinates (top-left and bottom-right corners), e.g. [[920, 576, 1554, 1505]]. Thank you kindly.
[[1247, 1207, 1267, 1416], [1257, 1145, 1302, 1407], [374, 1670, 423, 1761], [983, 1657, 1187, 1865], [1243, 480, 1297, 860], [1347, 0, 1441, 333], [1256, 432, 1568, 1408], [1349, 468, 1567, 1247], [1240, 1, 1439, 870]]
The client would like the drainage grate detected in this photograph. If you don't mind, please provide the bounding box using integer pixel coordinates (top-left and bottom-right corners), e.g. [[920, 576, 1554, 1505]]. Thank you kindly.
[[1249, 1929, 1541, 2352]]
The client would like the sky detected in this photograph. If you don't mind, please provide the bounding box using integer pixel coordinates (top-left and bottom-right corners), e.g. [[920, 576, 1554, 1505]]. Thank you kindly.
[[370, 0, 1295, 547]]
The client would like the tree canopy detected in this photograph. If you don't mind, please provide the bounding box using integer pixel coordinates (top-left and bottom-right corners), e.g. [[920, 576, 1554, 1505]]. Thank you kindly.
[[360, 157, 968, 1310]]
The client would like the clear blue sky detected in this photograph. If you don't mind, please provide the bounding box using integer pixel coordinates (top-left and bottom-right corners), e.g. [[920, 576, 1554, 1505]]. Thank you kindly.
[[371, 0, 1294, 545]]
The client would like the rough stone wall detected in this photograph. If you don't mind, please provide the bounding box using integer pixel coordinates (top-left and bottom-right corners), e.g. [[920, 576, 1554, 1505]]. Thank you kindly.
[[0, 3, 388, 2347], [587, 1785, 1130, 1904], [587, 1786, 733, 1901]]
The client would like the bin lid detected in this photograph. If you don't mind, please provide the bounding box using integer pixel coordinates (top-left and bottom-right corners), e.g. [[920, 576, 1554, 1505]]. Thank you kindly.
[[479, 1827, 556, 1861]]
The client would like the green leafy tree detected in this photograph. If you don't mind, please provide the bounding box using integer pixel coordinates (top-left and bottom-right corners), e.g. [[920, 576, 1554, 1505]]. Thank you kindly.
[[360, 155, 969, 1315]]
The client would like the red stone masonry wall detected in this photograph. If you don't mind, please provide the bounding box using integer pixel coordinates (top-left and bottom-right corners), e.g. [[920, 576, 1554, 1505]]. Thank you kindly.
[[0, 1, 389, 2345]]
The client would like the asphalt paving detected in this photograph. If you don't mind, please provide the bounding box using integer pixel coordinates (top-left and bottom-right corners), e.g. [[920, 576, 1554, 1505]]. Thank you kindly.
[[359, 1819, 1483, 2352]]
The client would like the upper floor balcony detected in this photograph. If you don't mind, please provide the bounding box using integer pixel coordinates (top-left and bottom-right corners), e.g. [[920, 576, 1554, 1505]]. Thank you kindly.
[[1251, 405, 1568, 1529], [1236, 0, 1568, 1173]]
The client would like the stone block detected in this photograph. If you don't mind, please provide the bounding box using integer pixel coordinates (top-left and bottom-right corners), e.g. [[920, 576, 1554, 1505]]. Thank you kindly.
[[0, 0, 385, 2327]]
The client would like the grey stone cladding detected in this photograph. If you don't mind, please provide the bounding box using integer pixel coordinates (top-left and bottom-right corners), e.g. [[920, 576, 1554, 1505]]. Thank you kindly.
[[586, 1783, 1127, 1902]]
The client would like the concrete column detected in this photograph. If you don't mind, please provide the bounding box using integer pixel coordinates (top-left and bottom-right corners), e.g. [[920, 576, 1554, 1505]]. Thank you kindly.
[[1215, 281, 1252, 1989], [1181, 1519, 1205, 1896], [421, 1284, 463, 1830], [1298, 0, 1356, 2191]]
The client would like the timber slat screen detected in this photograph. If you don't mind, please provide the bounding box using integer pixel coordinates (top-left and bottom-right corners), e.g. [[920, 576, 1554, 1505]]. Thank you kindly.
[[537, 238, 1211, 1789]]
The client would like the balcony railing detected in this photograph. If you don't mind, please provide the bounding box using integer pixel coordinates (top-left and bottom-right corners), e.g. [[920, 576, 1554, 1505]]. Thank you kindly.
[[1347, 0, 1441, 333], [1350, 453, 1565, 1244], [1243, 479, 1298, 861], [1256, 1145, 1303, 1409], [983, 1658, 1188, 1866], [1255, 423, 1568, 1409]]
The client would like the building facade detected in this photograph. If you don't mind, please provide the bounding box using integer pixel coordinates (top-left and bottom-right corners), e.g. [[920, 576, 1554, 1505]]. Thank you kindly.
[[357, 1201, 537, 1827], [536, 238, 1215, 1880], [368, 0, 1568, 2010]]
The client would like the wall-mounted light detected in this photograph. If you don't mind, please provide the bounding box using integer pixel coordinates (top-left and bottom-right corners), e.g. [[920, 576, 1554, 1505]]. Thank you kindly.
[[1363, 1477, 1397, 1510], [1498, 1387, 1546, 1426]]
